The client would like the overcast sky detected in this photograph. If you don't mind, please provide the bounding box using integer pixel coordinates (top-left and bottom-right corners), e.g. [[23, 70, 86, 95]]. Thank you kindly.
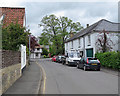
[[0, 0, 119, 37]]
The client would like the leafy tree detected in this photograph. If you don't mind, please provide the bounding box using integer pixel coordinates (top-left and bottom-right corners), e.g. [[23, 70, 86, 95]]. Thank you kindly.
[[39, 14, 83, 55], [42, 48, 49, 56], [2, 23, 30, 51], [39, 32, 49, 45], [39, 15, 60, 51], [58, 16, 83, 54], [96, 30, 114, 53]]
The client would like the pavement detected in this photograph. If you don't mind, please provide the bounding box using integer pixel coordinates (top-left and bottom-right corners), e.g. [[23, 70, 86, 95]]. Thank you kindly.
[[3, 59, 42, 95]]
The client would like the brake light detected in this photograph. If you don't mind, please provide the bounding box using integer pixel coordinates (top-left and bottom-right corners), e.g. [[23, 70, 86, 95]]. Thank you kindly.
[[87, 59, 89, 64], [97, 59, 100, 63]]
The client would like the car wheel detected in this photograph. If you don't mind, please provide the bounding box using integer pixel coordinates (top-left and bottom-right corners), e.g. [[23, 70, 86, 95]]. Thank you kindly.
[[68, 61, 70, 66], [84, 66, 87, 71]]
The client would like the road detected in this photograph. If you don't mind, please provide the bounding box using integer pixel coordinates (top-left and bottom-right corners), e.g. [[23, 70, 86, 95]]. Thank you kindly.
[[36, 59, 118, 94]]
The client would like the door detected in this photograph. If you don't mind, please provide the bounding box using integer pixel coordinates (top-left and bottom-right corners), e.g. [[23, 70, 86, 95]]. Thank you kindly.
[[86, 48, 93, 57]]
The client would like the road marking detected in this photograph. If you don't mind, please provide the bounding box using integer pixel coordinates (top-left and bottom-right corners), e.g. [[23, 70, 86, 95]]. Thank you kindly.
[[36, 61, 46, 94]]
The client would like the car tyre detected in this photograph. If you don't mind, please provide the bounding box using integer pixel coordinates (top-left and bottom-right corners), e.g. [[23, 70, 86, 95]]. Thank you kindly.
[[97, 68, 100, 71]]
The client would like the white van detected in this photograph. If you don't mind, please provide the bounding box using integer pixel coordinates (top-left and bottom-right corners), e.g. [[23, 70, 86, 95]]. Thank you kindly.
[[66, 52, 81, 66]]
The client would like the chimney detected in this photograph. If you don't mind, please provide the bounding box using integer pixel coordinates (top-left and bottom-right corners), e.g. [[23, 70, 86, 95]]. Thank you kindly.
[[70, 31, 74, 38], [87, 24, 89, 28]]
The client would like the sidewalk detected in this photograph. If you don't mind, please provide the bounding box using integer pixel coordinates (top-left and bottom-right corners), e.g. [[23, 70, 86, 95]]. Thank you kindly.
[[3, 60, 42, 94]]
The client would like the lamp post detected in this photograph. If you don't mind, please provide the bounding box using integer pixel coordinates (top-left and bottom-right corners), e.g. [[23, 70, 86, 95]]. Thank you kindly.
[[29, 35, 31, 62]]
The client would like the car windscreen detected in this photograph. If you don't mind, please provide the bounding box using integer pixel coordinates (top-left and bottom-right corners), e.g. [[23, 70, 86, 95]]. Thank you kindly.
[[69, 53, 80, 58], [88, 58, 99, 63]]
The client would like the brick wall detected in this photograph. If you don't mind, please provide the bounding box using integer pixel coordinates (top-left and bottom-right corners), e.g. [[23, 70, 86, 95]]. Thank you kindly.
[[2, 50, 21, 68]]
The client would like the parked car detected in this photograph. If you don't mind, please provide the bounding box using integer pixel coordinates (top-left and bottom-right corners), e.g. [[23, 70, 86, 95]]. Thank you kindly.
[[52, 56, 57, 62], [56, 55, 65, 63], [77, 57, 101, 71], [66, 52, 81, 66]]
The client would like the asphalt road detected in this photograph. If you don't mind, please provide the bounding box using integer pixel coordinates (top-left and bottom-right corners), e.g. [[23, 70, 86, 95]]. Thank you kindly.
[[37, 58, 118, 94]]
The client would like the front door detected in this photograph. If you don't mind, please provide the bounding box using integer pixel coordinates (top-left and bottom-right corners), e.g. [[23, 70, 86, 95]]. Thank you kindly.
[[86, 48, 93, 57]]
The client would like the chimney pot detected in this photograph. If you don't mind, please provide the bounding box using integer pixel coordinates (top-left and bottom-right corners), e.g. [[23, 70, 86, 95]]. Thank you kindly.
[[87, 24, 89, 28]]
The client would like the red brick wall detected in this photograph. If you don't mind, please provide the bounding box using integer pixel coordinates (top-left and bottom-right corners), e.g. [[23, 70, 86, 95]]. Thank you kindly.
[[0, 7, 25, 27], [1, 50, 21, 68]]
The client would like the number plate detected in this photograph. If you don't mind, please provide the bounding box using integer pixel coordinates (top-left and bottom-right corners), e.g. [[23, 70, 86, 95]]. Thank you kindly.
[[92, 64, 97, 65]]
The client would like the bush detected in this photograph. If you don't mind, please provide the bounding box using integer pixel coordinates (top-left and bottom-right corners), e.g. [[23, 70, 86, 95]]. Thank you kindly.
[[95, 51, 120, 70]]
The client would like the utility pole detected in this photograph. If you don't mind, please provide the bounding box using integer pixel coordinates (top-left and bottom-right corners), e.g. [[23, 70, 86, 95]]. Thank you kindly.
[[29, 35, 31, 62]]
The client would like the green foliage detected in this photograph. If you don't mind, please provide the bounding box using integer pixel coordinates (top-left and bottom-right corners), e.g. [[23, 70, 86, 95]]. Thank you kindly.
[[39, 14, 83, 55], [95, 51, 120, 70], [2, 23, 30, 51], [42, 48, 49, 56]]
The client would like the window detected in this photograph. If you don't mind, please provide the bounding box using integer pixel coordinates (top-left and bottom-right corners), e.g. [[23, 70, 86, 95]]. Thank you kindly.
[[37, 48, 40, 51], [88, 35, 91, 46], [78, 38, 80, 48], [66, 43, 68, 50], [71, 41, 73, 49], [36, 53, 38, 57]]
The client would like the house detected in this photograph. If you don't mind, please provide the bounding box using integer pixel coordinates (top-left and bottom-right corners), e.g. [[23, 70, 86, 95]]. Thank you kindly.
[[30, 43, 42, 59], [65, 19, 120, 57], [0, 7, 26, 27], [29, 35, 42, 59]]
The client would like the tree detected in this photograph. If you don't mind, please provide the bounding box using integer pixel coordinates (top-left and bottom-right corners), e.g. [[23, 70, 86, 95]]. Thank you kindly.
[[58, 16, 83, 54], [39, 15, 60, 52], [2, 22, 30, 51], [39, 32, 49, 45], [96, 30, 114, 53], [39, 14, 83, 55], [41, 48, 49, 56]]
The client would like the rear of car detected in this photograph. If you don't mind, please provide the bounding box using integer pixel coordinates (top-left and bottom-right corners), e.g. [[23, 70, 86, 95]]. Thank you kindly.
[[77, 57, 101, 71], [85, 58, 101, 71], [52, 56, 57, 62]]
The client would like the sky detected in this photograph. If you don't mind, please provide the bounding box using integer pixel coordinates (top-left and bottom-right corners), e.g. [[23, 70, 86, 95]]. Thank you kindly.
[[0, 0, 119, 37]]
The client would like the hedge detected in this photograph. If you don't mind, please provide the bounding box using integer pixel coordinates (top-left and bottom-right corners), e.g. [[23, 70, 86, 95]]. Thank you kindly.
[[95, 51, 120, 70]]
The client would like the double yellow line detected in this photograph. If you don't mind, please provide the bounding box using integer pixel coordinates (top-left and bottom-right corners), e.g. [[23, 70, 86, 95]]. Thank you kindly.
[[36, 61, 46, 94]]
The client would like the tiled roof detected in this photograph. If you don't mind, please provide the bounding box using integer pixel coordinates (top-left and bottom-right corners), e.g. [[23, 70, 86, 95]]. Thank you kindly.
[[0, 7, 25, 27], [66, 19, 120, 42]]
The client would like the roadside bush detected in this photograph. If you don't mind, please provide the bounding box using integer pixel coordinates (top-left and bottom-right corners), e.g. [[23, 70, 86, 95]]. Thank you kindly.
[[43, 55, 46, 58], [95, 51, 120, 70]]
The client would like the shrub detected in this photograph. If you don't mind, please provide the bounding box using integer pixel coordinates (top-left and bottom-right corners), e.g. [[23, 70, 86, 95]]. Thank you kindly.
[[95, 51, 120, 70], [43, 55, 46, 58]]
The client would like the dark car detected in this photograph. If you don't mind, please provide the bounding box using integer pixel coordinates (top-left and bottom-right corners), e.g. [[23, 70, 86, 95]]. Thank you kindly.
[[56, 56, 65, 63], [77, 57, 101, 71]]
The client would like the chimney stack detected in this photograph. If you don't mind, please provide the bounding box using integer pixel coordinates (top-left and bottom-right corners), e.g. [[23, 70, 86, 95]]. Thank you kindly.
[[87, 24, 89, 28], [70, 31, 74, 38]]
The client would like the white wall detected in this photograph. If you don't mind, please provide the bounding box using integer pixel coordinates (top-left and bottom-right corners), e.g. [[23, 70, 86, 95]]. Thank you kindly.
[[21, 44, 26, 69]]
